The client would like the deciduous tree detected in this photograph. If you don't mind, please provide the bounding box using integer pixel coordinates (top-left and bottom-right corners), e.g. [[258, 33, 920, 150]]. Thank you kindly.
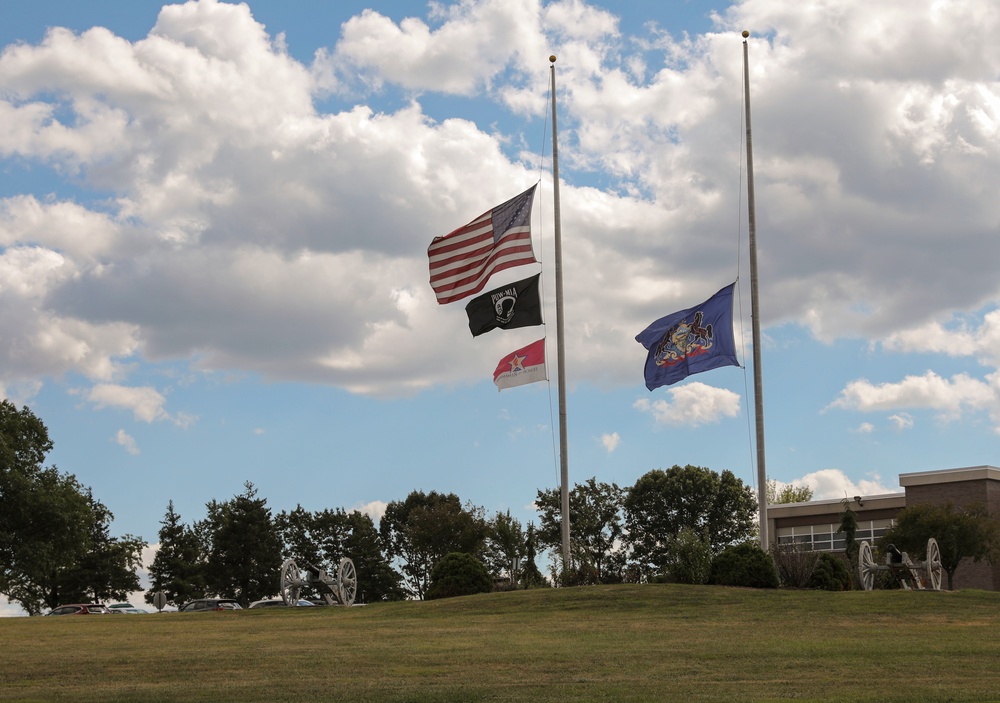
[[483, 510, 526, 587], [879, 501, 1000, 590], [276, 506, 404, 602], [380, 491, 486, 599], [766, 479, 814, 504], [623, 465, 756, 580], [51, 491, 145, 607], [536, 478, 625, 584], [1, 401, 135, 615]]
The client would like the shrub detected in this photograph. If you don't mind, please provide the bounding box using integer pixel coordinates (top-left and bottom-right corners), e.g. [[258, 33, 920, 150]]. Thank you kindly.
[[667, 528, 713, 585], [772, 543, 820, 588], [709, 542, 779, 588], [426, 552, 493, 600], [806, 553, 852, 591]]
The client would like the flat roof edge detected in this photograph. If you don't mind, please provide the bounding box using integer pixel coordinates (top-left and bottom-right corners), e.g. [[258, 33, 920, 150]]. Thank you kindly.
[[899, 465, 1000, 486], [767, 493, 905, 518]]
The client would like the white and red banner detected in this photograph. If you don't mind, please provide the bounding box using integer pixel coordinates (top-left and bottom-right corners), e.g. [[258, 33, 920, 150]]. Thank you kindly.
[[493, 338, 546, 391]]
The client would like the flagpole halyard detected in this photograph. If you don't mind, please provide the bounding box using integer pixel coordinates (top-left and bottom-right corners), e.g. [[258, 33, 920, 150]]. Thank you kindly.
[[549, 55, 572, 575]]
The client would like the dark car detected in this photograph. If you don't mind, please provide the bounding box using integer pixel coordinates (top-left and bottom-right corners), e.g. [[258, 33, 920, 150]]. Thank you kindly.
[[46, 604, 112, 616], [177, 598, 243, 612]]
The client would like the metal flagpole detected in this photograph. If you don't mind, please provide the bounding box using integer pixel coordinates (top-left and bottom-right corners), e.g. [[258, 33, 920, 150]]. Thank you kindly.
[[742, 31, 769, 551], [549, 55, 571, 572]]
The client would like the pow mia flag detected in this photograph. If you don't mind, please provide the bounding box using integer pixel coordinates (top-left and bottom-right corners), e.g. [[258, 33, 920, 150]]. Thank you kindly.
[[465, 273, 543, 337]]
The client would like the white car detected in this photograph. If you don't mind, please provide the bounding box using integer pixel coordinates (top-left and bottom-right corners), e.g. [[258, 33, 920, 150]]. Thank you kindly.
[[248, 599, 316, 608]]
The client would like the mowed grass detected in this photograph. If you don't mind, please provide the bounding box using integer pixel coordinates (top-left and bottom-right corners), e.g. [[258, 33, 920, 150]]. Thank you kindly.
[[2, 584, 1000, 702]]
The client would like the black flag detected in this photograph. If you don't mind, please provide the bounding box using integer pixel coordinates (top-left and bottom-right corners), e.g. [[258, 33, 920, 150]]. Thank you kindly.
[[465, 273, 543, 337]]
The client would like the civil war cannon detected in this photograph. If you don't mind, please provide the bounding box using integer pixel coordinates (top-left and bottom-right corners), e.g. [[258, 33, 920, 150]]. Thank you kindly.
[[279, 557, 357, 606], [858, 538, 943, 591]]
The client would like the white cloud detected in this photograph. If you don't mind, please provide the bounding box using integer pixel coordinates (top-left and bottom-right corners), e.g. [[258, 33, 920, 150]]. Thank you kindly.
[[783, 468, 899, 501], [0, 595, 26, 618], [634, 382, 741, 426], [856, 422, 875, 434], [354, 500, 388, 523], [828, 371, 999, 425], [882, 310, 1000, 369], [86, 384, 171, 423], [0, 0, 999, 406], [887, 413, 915, 431], [115, 429, 140, 455], [601, 431, 620, 453], [328, 0, 542, 95]]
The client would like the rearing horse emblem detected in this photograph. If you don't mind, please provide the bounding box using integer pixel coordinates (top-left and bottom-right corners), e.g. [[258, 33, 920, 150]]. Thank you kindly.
[[653, 311, 714, 367]]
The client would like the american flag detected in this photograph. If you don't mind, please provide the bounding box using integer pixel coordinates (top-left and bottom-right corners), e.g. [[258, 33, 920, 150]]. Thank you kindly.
[[427, 185, 538, 305]]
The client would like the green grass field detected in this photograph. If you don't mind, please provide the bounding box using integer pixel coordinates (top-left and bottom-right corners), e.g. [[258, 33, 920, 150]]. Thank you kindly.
[[2, 584, 999, 702]]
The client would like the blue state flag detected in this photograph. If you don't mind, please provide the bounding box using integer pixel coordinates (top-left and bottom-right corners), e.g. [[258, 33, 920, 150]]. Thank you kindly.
[[635, 283, 740, 391]]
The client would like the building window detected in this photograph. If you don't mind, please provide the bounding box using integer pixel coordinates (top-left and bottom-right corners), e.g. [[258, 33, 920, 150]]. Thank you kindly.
[[775, 519, 893, 552]]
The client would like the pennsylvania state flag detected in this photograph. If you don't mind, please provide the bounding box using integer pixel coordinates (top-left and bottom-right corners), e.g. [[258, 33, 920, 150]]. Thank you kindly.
[[465, 274, 542, 337], [635, 283, 740, 391]]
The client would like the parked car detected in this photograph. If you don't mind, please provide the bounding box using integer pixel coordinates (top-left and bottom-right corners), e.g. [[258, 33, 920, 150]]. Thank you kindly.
[[46, 604, 112, 616], [248, 599, 315, 608], [108, 603, 148, 614], [177, 598, 243, 612]]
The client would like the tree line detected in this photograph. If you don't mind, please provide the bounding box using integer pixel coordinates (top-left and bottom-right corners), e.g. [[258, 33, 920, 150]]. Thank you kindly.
[[147, 462, 762, 607], [3, 400, 766, 612], [9, 400, 998, 611]]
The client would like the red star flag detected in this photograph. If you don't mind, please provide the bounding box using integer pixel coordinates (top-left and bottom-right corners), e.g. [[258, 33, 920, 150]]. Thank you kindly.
[[493, 338, 547, 391]]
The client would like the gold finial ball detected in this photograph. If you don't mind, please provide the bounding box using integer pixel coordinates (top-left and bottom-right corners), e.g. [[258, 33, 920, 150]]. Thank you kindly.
[[549, 55, 557, 63], [741, 30, 749, 38]]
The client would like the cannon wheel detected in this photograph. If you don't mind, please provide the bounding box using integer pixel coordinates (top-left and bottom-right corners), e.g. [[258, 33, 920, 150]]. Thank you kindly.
[[925, 537, 943, 591], [280, 558, 303, 606], [858, 540, 877, 591], [337, 557, 357, 606]]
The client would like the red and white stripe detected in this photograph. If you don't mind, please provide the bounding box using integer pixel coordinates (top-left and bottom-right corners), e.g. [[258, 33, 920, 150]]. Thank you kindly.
[[428, 205, 536, 305]]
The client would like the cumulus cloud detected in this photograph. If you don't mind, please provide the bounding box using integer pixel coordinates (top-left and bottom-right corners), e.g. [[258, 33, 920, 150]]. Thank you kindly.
[[634, 382, 741, 426], [85, 384, 170, 422], [828, 371, 999, 425], [84, 383, 196, 427], [882, 310, 1000, 369], [327, 0, 543, 95], [354, 500, 388, 522], [782, 468, 899, 501], [0, 0, 999, 420]]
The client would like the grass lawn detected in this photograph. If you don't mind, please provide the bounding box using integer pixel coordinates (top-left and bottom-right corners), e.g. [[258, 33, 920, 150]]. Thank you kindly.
[[2, 584, 999, 702]]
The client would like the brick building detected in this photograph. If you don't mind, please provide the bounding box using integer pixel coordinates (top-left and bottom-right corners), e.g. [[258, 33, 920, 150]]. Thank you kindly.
[[766, 465, 1000, 590]]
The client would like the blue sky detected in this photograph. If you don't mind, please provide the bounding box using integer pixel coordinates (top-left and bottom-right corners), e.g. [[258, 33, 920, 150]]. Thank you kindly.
[[3, 0, 1000, 613]]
